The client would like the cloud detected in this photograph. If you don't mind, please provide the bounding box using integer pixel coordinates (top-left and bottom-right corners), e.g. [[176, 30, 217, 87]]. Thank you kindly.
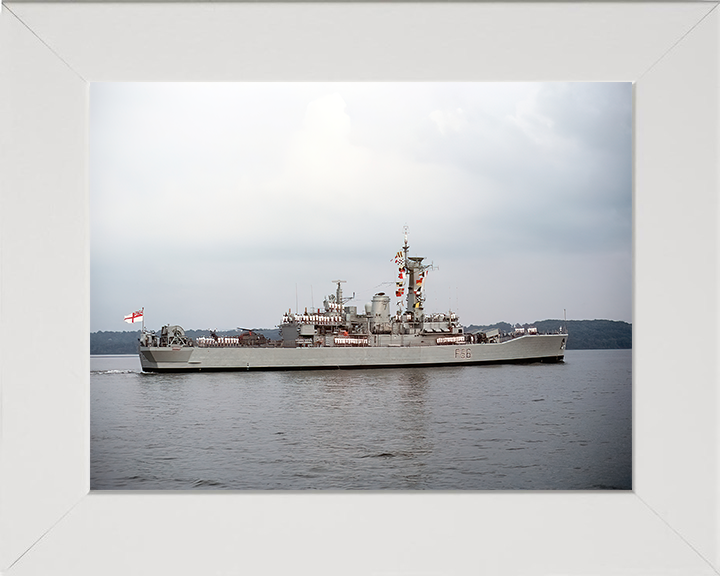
[[429, 107, 469, 135], [303, 93, 352, 138], [90, 82, 632, 331], [282, 92, 368, 195]]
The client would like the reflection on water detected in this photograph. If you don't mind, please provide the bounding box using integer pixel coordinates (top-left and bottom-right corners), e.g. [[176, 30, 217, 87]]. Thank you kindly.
[[91, 350, 632, 490]]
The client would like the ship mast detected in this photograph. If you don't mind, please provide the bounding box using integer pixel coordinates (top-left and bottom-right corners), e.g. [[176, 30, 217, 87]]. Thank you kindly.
[[332, 280, 346, 314], [401, 227, 431, 322]]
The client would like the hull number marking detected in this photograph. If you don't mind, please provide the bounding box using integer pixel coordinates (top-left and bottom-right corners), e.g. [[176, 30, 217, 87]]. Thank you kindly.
[[454, 348, 472, 359]]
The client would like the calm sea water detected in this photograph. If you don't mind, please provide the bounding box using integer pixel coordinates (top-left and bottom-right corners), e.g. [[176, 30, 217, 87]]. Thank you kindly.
[[91, 349, 631, 490]]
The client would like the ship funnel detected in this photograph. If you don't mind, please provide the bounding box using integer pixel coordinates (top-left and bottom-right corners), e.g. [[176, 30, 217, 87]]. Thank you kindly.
[[371, 293, 391, 321], [370, 293, 391, 333]]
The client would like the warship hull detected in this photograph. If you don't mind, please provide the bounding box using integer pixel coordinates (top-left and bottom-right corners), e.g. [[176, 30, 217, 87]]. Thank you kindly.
[[139, 333, 567, 372]]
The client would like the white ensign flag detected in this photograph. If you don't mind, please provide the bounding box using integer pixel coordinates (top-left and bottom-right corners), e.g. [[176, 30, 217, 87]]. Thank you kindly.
[[124, 309, 144, 324]]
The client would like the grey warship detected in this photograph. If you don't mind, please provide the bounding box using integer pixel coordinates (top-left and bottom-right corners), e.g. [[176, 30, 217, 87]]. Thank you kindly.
[[138, 232, 567, 372]]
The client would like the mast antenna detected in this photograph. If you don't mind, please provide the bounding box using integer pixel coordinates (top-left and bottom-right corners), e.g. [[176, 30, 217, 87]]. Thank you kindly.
[[332, 280, 348, 310]]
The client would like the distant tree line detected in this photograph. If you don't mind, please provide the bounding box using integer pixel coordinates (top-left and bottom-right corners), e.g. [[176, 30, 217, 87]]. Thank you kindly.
[[91, 320, 630, 354]]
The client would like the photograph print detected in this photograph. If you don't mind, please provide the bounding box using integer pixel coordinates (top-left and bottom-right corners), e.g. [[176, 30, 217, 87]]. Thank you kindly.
[[90, 82, 632, 490]]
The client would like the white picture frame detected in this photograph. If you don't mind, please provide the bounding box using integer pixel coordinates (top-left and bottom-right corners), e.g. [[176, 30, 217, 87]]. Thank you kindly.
[[1, 2, 718, 575]]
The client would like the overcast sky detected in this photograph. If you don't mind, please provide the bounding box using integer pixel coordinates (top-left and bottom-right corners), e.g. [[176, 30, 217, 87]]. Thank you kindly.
[[90, 82, 632, 333]]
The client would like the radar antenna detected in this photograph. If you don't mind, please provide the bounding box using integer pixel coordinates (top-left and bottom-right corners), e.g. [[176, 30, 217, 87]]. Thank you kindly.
[[331, 280, 354, 311]]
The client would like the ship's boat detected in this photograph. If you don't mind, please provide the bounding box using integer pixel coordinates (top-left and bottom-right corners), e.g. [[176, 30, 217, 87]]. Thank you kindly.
[[138, 231, 567, 372]]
